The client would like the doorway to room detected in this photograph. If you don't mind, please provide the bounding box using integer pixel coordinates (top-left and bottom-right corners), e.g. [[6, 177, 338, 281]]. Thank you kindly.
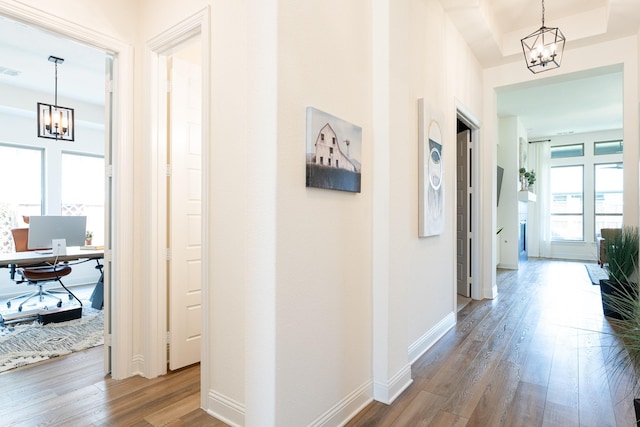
[[456, 108, 480, 303], [146, 10, 210, 378], [0, 12, 119, 374], [166, 38, 203, 370]]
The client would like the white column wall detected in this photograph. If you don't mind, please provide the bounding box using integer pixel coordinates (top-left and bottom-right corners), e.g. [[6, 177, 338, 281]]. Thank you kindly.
[[276, 1, 374, 424]]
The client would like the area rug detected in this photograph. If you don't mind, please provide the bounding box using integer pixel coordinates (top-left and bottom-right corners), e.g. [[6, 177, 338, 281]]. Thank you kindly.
[[0, 306, 103, 372], [585, 263, 608, 285]]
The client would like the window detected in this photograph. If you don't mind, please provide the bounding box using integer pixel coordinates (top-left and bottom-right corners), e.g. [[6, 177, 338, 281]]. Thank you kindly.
[[0, 145, 43, 253], [551, 143, 584, 159], [550, 165, 584, 241], [595, 140, 623, 155], [595, 163, 623, 235], [61, 153, 105, 245]]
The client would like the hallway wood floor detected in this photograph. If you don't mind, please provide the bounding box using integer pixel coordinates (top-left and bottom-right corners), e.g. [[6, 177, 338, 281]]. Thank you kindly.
[[348, 259, 636, 426], [0, 259, 635, 425]]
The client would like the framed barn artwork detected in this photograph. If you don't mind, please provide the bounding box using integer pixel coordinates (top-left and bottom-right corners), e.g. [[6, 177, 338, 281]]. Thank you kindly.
[[306, 107, 362, 193]]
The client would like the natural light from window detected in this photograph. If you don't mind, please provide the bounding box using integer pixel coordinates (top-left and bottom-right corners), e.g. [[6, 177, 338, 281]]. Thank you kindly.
[[595, 163, 623, 236], [0, 145, 43, 253], [550, 165, 584, 241], [61, 153, 105, 245]]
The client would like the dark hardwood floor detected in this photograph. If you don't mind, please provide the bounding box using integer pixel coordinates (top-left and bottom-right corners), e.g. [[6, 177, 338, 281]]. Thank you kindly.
[[348, 259, 636, 426], [0, 259, 635, 426]]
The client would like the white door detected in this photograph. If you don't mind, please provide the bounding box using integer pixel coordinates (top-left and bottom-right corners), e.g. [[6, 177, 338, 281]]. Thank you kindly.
[[169, 54, 202, 370], [456, 129, 471, 297]]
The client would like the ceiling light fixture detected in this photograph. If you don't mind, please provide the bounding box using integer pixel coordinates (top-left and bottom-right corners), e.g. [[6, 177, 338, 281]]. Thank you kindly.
[[37, 55, 74, 141], [521, 0, 565, 74]]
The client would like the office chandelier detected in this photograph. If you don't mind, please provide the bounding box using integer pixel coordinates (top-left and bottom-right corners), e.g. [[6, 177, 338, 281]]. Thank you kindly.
[[37, 55, 75, 141], [520, 0, 565, 74]]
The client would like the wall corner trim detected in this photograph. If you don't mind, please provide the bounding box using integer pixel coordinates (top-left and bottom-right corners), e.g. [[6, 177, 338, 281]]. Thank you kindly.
[[373, 364, 413, 405]]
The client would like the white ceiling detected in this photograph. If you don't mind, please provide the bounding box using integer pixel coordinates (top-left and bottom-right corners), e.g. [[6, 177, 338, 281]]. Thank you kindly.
[[441, 0, 639, 139], [0, 15, 106, 106], [1, 2, 638, 138]]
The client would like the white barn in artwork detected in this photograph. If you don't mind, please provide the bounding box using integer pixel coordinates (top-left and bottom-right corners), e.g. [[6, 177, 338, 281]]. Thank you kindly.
[[312, 123, 359, 172]]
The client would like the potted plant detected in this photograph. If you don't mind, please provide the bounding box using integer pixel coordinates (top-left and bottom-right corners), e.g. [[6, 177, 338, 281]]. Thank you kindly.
[[595, 227, 640, 424], [600, 226, 639, 320], [85, 230, 93, 246], [518, 167, 536, 191], [601, 256, 640, 425]]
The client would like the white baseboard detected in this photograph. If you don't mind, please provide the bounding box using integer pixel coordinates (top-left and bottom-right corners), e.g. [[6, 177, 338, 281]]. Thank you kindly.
[[206, 389, 245, 427], [373, 363, 413, 405], [310, 380, 373, 427], [408, 312, 456, 364]]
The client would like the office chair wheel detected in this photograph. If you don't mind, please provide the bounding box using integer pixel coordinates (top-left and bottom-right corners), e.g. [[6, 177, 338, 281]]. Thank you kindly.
[[68, 294, 73, 300], [18, 306, 22, 312], [6, 301, 10, 308], [57, 301, 62, 308]]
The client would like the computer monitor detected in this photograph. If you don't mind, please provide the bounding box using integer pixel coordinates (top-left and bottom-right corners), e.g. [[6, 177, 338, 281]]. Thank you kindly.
[[27, 215, 87, 249]]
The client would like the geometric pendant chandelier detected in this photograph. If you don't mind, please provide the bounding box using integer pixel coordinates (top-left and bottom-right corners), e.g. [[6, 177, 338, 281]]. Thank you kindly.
[[37, 55, 75, 141], [521, 0, 565, 74]]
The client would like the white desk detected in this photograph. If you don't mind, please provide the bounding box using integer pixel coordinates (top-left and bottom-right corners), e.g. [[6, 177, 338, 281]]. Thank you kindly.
[[0, 247, 103, 268]]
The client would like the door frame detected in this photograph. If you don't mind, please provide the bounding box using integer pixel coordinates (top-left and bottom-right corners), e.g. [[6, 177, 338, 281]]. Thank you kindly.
[[145, 7, 211, 394], [0, 2, 135, 379], [456, 101, 481, 300]]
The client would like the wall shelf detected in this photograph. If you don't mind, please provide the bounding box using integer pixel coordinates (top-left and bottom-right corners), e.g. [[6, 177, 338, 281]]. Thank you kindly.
[[518, 190, 536, 202]]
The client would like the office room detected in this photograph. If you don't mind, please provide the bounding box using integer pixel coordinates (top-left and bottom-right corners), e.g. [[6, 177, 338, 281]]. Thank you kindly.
[[0, 18, 106, 319]]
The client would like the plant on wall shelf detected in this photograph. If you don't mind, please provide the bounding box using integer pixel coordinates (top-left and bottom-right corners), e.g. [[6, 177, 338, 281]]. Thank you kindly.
[[519, 167, 536, 190]]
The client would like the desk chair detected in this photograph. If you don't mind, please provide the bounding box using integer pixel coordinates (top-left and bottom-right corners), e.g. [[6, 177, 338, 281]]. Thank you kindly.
[[6, 228, 74, 312]]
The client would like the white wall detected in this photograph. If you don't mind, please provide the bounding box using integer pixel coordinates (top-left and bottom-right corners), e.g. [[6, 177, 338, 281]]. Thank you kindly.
[[496, 116, 523, 269], [276, 0, 373, 424], [11, 1, 634, 427]]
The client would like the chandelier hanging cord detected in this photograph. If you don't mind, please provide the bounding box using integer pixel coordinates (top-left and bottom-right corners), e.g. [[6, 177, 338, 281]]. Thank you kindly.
[[49, 55, 63, 107], [37, 55, 75, 141]]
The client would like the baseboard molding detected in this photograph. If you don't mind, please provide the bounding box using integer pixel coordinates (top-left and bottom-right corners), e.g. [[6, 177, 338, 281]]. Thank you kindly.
[[497, 262, 518, 270], [373, 363, 413, 405], [408, 312, 456, 364], [310, 380, 372, 427], [206, 389, 245, 427], [131, 354, 145, 377]]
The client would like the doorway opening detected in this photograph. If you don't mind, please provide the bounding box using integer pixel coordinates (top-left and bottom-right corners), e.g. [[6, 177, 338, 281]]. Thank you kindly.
[[146, 9, 210, 385], [0, 12, 119, 375], [456, 105, 480, 304], [166, 37, 203, 371]]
